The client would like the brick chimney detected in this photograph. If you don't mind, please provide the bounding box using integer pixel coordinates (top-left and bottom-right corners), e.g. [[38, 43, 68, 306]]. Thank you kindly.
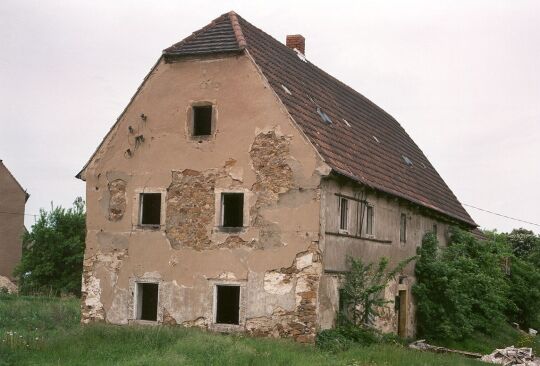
[[286, 34, 305, 55]]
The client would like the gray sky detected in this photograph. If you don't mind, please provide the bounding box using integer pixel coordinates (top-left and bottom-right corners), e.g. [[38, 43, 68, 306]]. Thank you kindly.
[[1, 0, 538, 232]]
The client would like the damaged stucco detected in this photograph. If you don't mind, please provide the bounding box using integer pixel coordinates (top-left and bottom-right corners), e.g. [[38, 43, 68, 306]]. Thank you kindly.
[[79, 53, 328, 342]]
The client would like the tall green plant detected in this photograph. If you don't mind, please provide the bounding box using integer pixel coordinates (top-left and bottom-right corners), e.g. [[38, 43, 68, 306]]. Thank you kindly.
[[341, 256, 415, 326], [14, 198, 86, 296], [414, 229, 509, 340]]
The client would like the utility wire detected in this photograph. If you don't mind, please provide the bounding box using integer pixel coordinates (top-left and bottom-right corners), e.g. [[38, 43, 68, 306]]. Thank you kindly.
[[462, 203, 540, 228], [0, 211, 38, 217]]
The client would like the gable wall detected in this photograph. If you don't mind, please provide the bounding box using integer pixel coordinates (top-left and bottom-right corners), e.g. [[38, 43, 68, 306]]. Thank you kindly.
[[81, 53, 329, 342], [0, 162, 26, 280]]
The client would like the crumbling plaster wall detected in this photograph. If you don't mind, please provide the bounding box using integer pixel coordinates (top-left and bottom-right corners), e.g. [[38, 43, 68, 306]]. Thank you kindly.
[[81, 53, 329, 342], [318, 177, 454, 337]]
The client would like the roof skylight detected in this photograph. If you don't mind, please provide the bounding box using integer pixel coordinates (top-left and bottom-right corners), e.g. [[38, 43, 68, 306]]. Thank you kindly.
[[402, 155, 413, 166], [343, 119, 351, 127], [317, 107, 332, 125], [281, 84, 292, 95], [373, 136, 380, 143]]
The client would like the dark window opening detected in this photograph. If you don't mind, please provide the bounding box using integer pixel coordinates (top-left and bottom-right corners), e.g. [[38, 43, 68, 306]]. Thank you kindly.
[[215, 285, 240, 325], [400, 213, 407, 243], [222, 193, 244, 228], [140, 193, 161, 225], [433, 224, 438, 235], [137, 283, 158, 321], [339, 198, 348, 231], [193, 105, 212, 136], [338, 288, 350, 316], [366, 206, 374, 235]]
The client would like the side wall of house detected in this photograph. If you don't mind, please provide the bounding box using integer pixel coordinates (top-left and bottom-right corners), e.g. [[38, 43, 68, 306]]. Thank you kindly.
[[0, 163, 26, 280], [318, 177, 452, 337], [81, 53, 329, 342]]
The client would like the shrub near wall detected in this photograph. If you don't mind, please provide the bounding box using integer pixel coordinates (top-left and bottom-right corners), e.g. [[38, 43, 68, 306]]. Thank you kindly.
[[413, 229, 509, 340]]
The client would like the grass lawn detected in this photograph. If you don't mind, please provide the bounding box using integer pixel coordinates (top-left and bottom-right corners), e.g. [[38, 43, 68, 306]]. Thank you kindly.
[[0, 294, 535, 366]]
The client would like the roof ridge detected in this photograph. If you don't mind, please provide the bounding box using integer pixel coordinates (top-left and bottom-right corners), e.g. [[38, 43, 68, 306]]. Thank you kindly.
[[228, 11, 246, 49], [163, 12, 231, 54]]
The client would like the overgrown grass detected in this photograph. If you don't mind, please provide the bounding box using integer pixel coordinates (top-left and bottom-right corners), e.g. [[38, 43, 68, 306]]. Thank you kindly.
[[0, 294, 501, 365]]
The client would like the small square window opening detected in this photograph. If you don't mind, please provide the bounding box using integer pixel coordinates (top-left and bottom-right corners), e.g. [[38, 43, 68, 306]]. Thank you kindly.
[[339, 197, 348, 232], [192, 105, 212, 136], [366, 206, 374, 235], [140, 193, 161, 226], [215, 285, 240, 325], [400, 213, 407, 243], [221, 193, 244, 228], [136, 283, 159, 321]]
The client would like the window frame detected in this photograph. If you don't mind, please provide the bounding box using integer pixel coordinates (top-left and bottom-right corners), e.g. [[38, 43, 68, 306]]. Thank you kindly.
[[139, 192, 162, 227], [339, 197, 349, 233], [221, 192, 244, 229], [133, 188, 166, 231], [209, 279, 247, 331], [187, 101, 216, 141], [214, 188, 250, 233], [214, 284, 241, 325], [365, 205, 374, 236], [400, 213, 407, 243]]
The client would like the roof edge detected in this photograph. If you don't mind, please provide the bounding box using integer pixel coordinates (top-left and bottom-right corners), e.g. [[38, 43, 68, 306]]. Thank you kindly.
[[0, 160, 30, 201], [228, 11, 246, 49]]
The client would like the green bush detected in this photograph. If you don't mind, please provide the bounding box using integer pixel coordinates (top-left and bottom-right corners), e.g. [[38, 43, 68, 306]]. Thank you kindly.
[[507, 257, 540, 330], [413, 229, 509, 340], [316, 325, 379, 352], [14, 198, 86, 296]]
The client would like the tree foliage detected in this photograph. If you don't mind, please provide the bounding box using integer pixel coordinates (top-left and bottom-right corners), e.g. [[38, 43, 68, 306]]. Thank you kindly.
[[413, 229, 510, 340], [14, 198, 86, 296], [341, 255, 415, 326]]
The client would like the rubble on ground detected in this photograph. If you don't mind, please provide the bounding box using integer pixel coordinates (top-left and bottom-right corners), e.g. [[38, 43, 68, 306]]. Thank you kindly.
[[0, 276, 18, 294], [480, 346, 540, 365]]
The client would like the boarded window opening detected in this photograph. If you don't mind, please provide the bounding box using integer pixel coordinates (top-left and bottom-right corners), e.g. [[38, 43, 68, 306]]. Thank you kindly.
[[136, 283, 158, 321], [140, 193, 161, 226], [222, 193, 244, 228], [366, 206, 374, 235], [215, 285, 240, 325], [339, 197, 348, 231], [193, 105, 212, 136], [400, 213, 407, 243]]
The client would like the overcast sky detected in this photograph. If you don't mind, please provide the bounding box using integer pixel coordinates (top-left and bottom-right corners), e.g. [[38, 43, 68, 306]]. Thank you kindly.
[[1, 0, 538, 232]]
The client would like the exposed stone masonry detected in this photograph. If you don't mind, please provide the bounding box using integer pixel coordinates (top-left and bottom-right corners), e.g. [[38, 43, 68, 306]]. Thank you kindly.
[[108, 179, 127, 221]]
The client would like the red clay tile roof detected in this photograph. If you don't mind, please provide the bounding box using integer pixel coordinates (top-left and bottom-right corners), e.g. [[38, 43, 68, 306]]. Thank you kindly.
[[166, 12, 475, 226]]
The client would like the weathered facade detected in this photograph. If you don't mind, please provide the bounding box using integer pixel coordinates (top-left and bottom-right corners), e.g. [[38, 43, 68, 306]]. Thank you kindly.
[[77, 12, 476, 342], [0, 160, 29, 280]]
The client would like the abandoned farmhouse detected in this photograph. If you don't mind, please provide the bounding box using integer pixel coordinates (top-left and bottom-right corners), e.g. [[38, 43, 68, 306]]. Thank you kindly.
[[77, 11, 477, 342], [0, 160, 29, 281]]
